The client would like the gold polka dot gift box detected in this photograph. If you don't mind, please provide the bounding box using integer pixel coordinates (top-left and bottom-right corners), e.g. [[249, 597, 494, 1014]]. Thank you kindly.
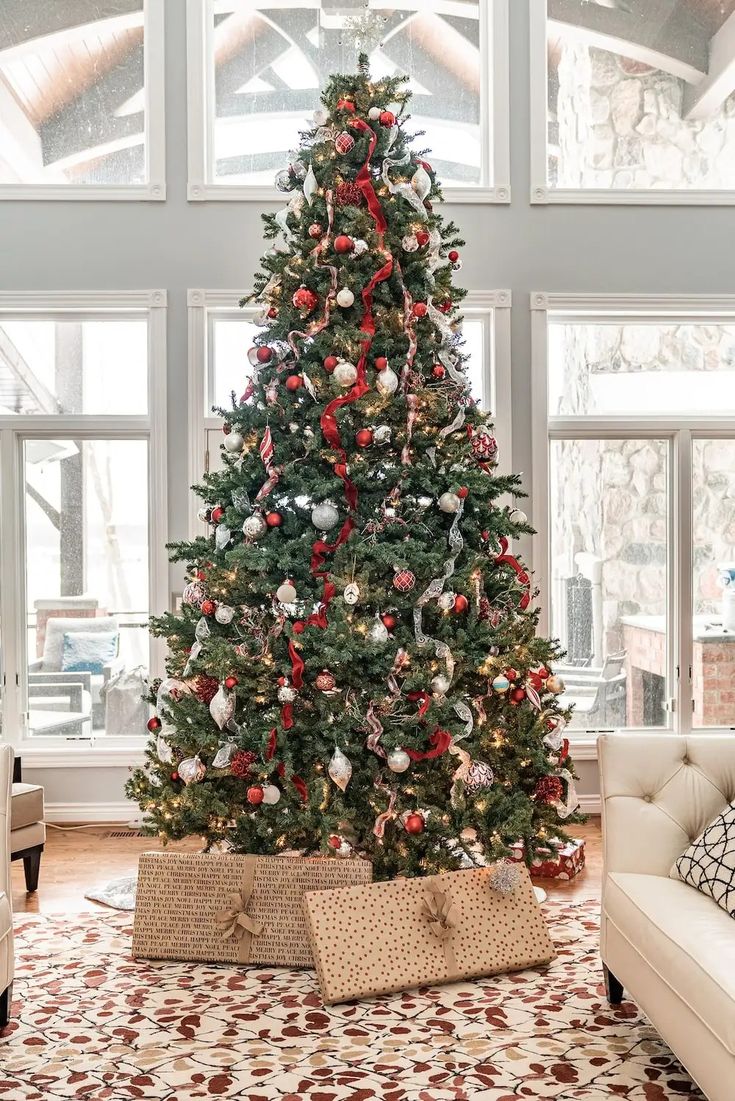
[[132, 851, 372, 968], [302, 864, 555, 1004]]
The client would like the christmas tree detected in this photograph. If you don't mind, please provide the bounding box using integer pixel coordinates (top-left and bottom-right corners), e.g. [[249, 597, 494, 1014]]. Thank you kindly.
[[128, 58, 581, 880]]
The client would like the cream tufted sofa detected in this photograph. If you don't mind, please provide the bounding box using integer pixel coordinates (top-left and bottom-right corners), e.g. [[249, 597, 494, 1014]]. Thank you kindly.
[[599, 734, 735, 1101]]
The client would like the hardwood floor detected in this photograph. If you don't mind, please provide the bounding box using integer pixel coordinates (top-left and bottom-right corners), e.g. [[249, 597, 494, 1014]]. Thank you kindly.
[[12, 820, 602, 914]]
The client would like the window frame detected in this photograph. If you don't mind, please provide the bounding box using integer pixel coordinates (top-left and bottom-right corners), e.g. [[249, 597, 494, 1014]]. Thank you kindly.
[[187, 287, 512, 536], [186, 0, 510, 204], [529, 0, 735, 207], [531, 292, 735, 756], [0, 0, 166, 202], [0, 291, 168, 767]]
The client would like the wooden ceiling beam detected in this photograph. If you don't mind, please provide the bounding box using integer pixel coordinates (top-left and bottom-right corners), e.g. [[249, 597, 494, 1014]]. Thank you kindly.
[[0, 1, 143, 62]]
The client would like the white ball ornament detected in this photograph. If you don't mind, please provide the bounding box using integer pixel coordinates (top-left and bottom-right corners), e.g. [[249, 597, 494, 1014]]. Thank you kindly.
[[439, 491, 461, 514], [277, 684, 297, 703], [374, 425, 392, 445], [261, 784, 281, 805], [214, 604, 235, 624], [402, 234, 419, 253], [242, 513, 267, 539], [368, 106, 382, 121], [311, 501, 339, 530], [276, 580, 297, 604], [223, 432, 244, 454], [387, 748, 411, 773], [510, 508, 528, 524], [336, 287, 355, 308], [431, 674, 450, 696], [353, 239, 368, 256], [333, 360, 358, 387], [313, 108, 329, 127], [418, 496, 433, 508], [438, 592, 456, 612], [376, 366, 399, 396]]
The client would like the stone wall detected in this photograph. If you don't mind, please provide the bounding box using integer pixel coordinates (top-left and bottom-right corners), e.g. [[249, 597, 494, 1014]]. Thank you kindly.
[[552, 42, 735, 190]]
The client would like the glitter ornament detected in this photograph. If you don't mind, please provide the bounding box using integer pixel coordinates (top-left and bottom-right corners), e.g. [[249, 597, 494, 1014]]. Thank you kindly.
[[374, 424, 392, 445], [534, 775, 564, 804], [243, 513, 267, 540], [438, 491, 461, 514], [336, 97, 355, 113], [178, 756, 206, 785], [336, 287, 355, 308], [278, 684, 297, 703], [247, 785, 264, 805], [333, 360, 357, 387], [432, 364, 446, 379], [464, 761, 495, 795], [262, 784, 281, 805], [223, 432, 244, 453], [387, 748, 411, 773], [194, 674, 219, 704], [315, 670, 336, 692], [335, 130, 355, 154], [214, 604, 235, 624], [376, 366, 399, 396], [183, 581, 205, 606], [210, 685, 235, 730], [353, 239, 368, 256], [308, 222, 323, 239], [276, 580, 297, 603], [369, 619, 389, 643], [492, 675, 510, 694], [438, 592, 456, 612], [393, 567, 416, 593], [490, 861, 524, 894], [311, 501, 339, 530], [313, 107, 328, 126], [335, 181, 362, 206], [417, 495, 432, 508], [402, 234, 419, 252], [292, 285, 318, 313], [328, 746, 352, 791], [200, 599, 216, 616], [343, 582, 360, 605]]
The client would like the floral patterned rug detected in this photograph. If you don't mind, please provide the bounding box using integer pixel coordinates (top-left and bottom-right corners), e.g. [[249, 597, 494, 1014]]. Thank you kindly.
[[1, 900, 701, 1100]]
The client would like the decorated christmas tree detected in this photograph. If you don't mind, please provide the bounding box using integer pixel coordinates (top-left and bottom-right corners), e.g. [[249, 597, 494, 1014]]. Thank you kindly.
[[128, 58, 581, 880]]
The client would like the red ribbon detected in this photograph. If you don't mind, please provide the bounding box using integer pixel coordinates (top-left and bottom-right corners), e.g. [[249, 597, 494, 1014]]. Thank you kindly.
[[350, 119, 388, 237], [496, 536, 532, 608], [291, 775, 308, 803], [265, 728, 277, 760], [311, 518, 355, 575], [406, 728, 452, 762], [288, 640, 304, 689], [407, 690, 430, 718], [281, 703, 294, 730]]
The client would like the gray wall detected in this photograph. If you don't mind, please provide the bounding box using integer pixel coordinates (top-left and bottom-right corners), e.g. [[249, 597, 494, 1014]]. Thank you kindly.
[[4, 0, 733, 811]]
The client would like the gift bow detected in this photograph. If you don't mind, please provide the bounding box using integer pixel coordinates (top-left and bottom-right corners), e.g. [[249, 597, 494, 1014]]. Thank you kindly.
[[422, 881, 460, 977], [216, 884, 263, 963]]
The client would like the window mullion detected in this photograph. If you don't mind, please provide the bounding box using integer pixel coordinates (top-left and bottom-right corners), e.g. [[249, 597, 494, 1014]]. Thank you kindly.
[[674, 430, 694, 735]]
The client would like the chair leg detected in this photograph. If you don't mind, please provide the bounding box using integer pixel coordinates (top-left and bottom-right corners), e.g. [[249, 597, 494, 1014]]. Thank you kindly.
[[0, 983, 12, 1031], [22, 846, 42, 892], [603, 964, 624, 1005]]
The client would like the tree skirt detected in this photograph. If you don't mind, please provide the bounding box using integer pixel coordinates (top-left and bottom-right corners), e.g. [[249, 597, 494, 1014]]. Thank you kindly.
[[2, 900, 702, 1100]]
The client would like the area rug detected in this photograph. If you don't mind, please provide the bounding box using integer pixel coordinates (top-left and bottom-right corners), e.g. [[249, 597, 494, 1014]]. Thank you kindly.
[[1, 900, 702, 1100]]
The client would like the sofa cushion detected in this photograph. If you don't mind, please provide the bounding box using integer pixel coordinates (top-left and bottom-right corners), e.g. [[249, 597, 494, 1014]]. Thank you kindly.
[[41, 616, 118, 672], [606, 872, 735, 1055], [11, 783, 44, 831], [62, 631, 117, 675], [671, 801, 735, 918]]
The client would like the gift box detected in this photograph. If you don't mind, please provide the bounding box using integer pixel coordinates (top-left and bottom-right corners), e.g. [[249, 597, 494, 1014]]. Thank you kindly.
[[509, 837, 586, 880], [303, 864, 555, 1005], [132, 851, 372, 968]]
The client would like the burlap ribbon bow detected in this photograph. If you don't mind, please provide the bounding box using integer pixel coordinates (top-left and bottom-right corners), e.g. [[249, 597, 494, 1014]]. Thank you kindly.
[[215, 873, 264, 963], [422, 881, 460, 977]]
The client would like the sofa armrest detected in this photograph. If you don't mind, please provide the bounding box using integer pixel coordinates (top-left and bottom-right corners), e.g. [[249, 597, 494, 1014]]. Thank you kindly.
[[599, 733, 735, 879]]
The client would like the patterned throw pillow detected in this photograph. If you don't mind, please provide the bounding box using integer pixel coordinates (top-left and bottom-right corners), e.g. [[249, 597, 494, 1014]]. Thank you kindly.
[[61, 631, 118, 676], [671, 803, 735, 918]]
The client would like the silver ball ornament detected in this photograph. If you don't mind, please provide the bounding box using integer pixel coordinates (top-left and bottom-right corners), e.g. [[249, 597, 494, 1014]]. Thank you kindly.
[[369, 619, 389, 643], [439, 491, 461, 514], [431, 674, 451, 696], [276, 581, 297, 603], [214, 604, 235, 624], [368, 106, 382, 120], [438, 592, 456, 612], [333, 360, 357, 387], [242, 513, 267, 539], [261, 784, 281, 805], [311, 501, 339, 530], [223, 432, 244, 453], [376, 366, 399, 396], [336, 287, 355, 308], [387, 748, 411, 773], [373, 425, 392, 445]]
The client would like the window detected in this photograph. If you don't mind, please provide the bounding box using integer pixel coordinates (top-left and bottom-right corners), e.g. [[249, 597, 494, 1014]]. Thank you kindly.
[[530, 0, 735, 204], [533, 293, 735, 738], [0, 292, 167, 753], [0, 1, 165, 199], [187, 288, 512, 533], [187, 0, 510, 202]]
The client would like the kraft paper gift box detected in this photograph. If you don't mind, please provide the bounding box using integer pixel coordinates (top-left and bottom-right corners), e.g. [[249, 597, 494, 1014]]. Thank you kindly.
[[303, 864, 555, 1004], [132, 850, 372, 968]]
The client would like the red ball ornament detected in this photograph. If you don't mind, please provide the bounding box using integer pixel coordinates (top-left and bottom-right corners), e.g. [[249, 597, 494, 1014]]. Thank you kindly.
[[457, 487, 469, 499], [393, 568, 416, 593], [222, 423, 231, 435], [452, 594, 469, 614], [448, 249, 460, 263], [511, 687, 526, 703], [413, 302, 428, 318], [379, 110, 396, 127], [374, 356, 388, 371], [247, 785, 264, 806], [315, 670, 336, 692], [171, 771, 179, 782], [381, 613, 397, 631], [335, 130, 356, 155], [538, 666, 550, 680], [224, 675, 239, 690], [265, 511, 283, 527], [292, 286, 318, 313], [200, 599, 216, 616], [404, 812, 425, 835], [334, 234, 354, 254], [286, 374, 303, 392], [337, 97, 356, 113], [267, 306, 279, 319], [323, 355, 339, 373], [147, 716, 161, 733], [438, 300, 453, 314], [505, 668, 519, 682], [432, 364, 446, 379], [277, 676, 287, 687], [256, 346, 273, 364], [415, 230, 430, 247], [211, 506, 224, 524], [355, 428, 373, 448], [328, 834, 342, 849], [308, 223, 324, 239]]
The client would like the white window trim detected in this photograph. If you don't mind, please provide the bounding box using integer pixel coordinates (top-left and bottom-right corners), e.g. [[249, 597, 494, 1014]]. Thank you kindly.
[[0, 1, 166, 202], [531, 291, 735, 757], [187, 0, 510, 204], [0, 291, 167, 769], [529, 0, 735, 207], [187, 287, 512, 537]]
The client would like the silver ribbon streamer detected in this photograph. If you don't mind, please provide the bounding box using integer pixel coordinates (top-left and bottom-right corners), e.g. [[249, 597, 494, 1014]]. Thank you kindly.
[[555, 768, 580, 819], [413, 501, 464, 685], [452, 700, 473, 739], [381, 149, 428, 221]]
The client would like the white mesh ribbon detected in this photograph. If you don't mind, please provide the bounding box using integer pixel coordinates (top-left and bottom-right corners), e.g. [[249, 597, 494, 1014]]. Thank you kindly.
[[555, 768, 580, 819], [413, 501, 464, 685], [382, 149, 428, 220]]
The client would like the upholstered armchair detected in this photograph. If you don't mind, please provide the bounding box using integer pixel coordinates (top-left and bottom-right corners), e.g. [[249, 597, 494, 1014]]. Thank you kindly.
[[0, 745, 14, 1030]]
